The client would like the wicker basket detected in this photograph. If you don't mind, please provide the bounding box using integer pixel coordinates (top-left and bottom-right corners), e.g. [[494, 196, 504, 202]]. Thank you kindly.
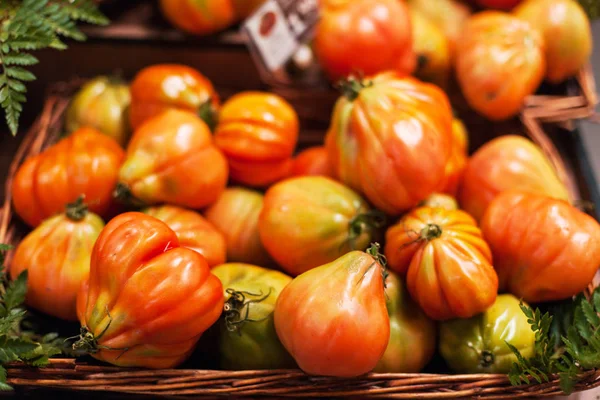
[[1, 68, 599, 398]]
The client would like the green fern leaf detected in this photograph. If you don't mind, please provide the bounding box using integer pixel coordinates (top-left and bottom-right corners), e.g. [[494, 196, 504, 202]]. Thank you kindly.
[[0, 365, 11, 391], [1, 53, 38, 66]]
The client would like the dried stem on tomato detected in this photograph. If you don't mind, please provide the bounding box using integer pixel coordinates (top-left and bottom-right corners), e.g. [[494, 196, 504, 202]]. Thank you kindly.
[[65, 196, 88, 221], [113, 182, 147, 208], [223, 288, 272, 334]]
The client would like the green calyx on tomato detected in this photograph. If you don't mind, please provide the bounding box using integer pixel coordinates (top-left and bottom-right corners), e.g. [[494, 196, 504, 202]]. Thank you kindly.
[[337, 76, 374, 101], [223, 288, 272, 333], [348, 210, 387, 250], [113, 182, 147, 208], [365, 242, 389, 287], [65, 195, 89, 221], [198, 98, 219, 131], [421, 223, 443, 240]]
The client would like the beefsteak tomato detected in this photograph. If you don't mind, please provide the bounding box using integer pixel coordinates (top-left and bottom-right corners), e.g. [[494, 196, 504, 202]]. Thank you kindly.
[[384, 206, 498, 320], [438, 118, 469, 197], [419, 193, 459, 211], [455, 11, 545, 121], [481, 190, 600, 303], [459, 135, 569, 221], [75, 212, 223, 368], [274, 246, 389, 377], [325, 72, 453, 215], [291, 146, 334, 178], [410, 9, 451, 88], [214, 92, 298, 187], [159, 0, 236, 36], [143, 205, 226, 268], [117, 109, 228, 209], [259, 176, 382, 276], [12, 127, 124, 227], [211, 263, 295, 370]]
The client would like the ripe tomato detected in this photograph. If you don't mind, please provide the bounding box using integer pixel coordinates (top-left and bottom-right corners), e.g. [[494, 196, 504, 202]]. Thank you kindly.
[[143, 205, 226, 268], [12, 127, 124, 228], [211, 263, 295, 370], [476, 0, 523, 9], [314, 0, 415, 82], [384, 206, 498, 320], [204, 187, 272, 266], [451, 118, 469, 154], [274, 247, 389, 377], [129, 64, 220, 131], [514, 0, 592, 83], [214, 92, 298, 187], [159, 0, 236, 36], [438, 120, 469, 197], [419, 193, 459, 211], [440, 294, 535, 373], [65, 76, 131, 147], [455, 11, 545, 121], [10, 198, 104, 321], [75, 212, 223, 368], [325, 72, 453, 215], [459, 135, 569, 221], [259, 176, 381, 276], [374, 271, 436, 373], [481, 190, 600, 303], [291, 146, 334, 178], [410, 9, 451, 88], [118, 109, 228, 209]]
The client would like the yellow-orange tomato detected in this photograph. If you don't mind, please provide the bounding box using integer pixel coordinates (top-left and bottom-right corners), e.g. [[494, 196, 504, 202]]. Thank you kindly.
[[10, 199, 104, 321], [12, 127, 124, 228], [159, 0, 236, 35], [325, 72, 453, 215], [438, 119, 469, 196], [459, 135, 569, 221], [514, 0, 592, 83], [291, 146, 334, 178], [482, 191, 600, 303], [419, 193, 459, 211], [410, 9, 451, 88], [129, 64, 220, 131], [274, 248, 389, 377], [384, 207, 498, 321], [455, 11, 545, 121], [205, 187, 272, 266], [75, 212, 223, 368], [314, 0, 415, 82], [451, 118, 469, 154], [143, 205, 226, 268], [118, 109, 228, 209], [214, 92, 299, 187]]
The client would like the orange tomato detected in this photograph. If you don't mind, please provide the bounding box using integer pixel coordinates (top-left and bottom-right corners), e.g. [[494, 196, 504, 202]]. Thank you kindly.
[[458, 135, 570, 221], [214, 92, 299, 187], [455, 11, 545, 121], [420, 193, 459, 211], [384, 207, 498, 320], [75, 212, 223, 368], [10, 198, 104, 321], [314, 0, 415, 82], [159, 0, 236, 36], [325, 72, 453, 215], [143, 205, 226, 268], [514, 0, 592, 83], [410, 9, 451, 88], [118, 109, 228, 209], [481, 191, 600, 303], [204, 187, 272, 266], [129, 64, 220, 131], [291, 146, 334, 178], [438, 119, 469, 196], [12, 127, 124, 228], [274, 247, 389, 377]]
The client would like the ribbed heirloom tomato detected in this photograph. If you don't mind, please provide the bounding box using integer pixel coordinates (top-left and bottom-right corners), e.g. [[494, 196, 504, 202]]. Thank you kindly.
[[455, 11, 545, 120], [410, 9, 451, 88], [129, 64, 220, 131], [314, 0, 415, 81], [143, 205, 226, 268], [438, 119, 469, 197], [12, 127, 124, 227], [384, 206, 498, 320], [325, 72, 453, 215], [10, 198, 104, 321], [481, 191, 600, 303], [117, 109, 228, 209], [291, 146, 334, 178], [75, 212, 223, 368], [214, 92, 299, 187]]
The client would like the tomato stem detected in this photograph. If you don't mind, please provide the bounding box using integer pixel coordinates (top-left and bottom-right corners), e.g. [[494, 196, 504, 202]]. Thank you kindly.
[[65, 195, 88, 221], [348, 210, 387, 250], [421, 224, 443, 241], [365, 242, 389, 289], [113, 182, 147, 208], [223, 288, 272, 333], [480, 350, 495, 368], [198, 99, 218, 132], [336, 75, 374, 101]]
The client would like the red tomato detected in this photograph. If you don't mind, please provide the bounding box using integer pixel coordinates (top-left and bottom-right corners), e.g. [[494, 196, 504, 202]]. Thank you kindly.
[[10, 199, 104, 321], [214, 92, 299, 187], [459, 135, 570, 221], [455, 11, 545, 120], [118, 109, 228, 209], [314, 0, 415, 82], [75, 212, 223, 368], [12, 127, 124, 227], [384, 207, 498, 320], [274, 247, 389, 377], [476, 0, 523, 9], [325, 72, 453, 215], [129, 64, 220, 131], [143, 205, 226, 268], [291, 146, 334, 178], [159, 0, 236, 35], [481, 191, 600, 303]]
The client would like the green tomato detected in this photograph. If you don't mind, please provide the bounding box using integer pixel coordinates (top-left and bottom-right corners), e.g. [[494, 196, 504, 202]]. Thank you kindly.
[[375, 271, 436, 373], [211, 263, 296, 370], [439, 294, 535, 373], [66, 76, 131, 146]]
